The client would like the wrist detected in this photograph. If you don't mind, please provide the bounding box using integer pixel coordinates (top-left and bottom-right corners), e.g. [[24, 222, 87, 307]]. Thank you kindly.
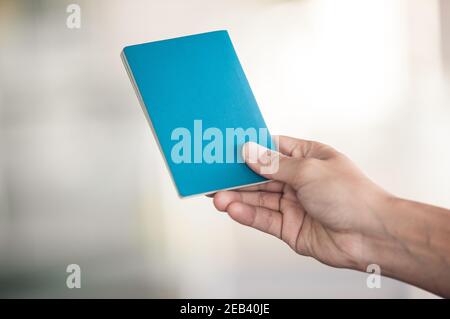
[[358, 195, 450, 296], [349, 192, 402, 272], [357, 195, 412, 272]]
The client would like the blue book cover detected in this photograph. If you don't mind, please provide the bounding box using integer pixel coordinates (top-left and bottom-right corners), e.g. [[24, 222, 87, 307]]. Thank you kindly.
[[122, 30, 273, 197]]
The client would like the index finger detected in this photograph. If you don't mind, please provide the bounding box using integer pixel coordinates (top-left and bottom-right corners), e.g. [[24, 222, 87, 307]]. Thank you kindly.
[[234, 181, 285, 193]]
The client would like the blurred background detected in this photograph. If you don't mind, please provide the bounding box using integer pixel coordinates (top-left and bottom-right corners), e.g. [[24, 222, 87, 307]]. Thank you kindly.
[[0, 0, 449, 298]]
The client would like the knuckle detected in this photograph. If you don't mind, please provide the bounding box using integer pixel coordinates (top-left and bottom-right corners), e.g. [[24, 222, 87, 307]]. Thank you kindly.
[[258, 192, 266, 207]]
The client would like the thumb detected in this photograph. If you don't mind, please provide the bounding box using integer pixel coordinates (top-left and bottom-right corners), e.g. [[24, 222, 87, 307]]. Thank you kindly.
[[242, 141, 300, 185]]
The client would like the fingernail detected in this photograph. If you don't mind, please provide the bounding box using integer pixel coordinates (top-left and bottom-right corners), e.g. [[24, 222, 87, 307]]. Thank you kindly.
[[242, 142, 269, 164]]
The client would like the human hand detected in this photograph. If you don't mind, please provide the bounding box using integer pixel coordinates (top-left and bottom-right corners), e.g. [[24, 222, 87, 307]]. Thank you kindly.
[[210, 135, 450, 297], [212, 135, 392, 271]]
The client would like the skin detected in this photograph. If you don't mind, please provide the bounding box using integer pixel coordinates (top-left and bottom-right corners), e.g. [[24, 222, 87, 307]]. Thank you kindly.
[[210, 135, 450, 297]]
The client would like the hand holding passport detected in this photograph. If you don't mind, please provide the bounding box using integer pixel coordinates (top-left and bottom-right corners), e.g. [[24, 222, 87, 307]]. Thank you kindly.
[[121, 30, 450, 298]]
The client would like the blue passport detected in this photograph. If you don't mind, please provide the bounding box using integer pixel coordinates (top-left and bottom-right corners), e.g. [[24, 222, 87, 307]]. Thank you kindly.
[[122, 30, 272, 197]]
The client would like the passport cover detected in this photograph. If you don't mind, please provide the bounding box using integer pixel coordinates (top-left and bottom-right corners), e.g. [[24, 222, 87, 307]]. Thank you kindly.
[[122, 30, 272, 197]]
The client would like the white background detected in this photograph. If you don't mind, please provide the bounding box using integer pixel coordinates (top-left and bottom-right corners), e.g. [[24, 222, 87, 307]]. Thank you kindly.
[[0, 0, 449, 298]]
